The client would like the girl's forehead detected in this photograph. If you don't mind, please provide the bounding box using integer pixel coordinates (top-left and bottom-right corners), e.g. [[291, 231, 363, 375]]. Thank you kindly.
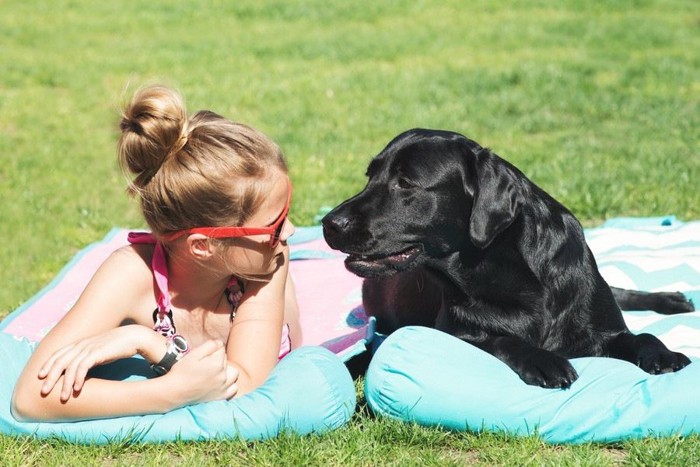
[[247, 173, 291, 223]]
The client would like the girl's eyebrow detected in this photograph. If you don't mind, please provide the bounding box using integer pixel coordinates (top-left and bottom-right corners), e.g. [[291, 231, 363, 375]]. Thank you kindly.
[[266, 208, 286, 227], [265, 181, 292, 226]]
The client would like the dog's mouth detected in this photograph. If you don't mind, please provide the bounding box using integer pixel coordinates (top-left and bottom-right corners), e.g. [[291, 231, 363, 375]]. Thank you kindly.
[[344, 245, 423, 278]]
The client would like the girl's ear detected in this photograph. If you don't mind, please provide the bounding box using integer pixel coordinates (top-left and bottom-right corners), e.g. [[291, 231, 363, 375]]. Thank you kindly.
[[187, 234, 215, 260]]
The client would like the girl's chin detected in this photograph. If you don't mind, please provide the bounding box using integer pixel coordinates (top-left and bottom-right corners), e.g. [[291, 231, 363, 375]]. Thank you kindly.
[[243, 255, 284, 280], [271, 253, 285, 270]]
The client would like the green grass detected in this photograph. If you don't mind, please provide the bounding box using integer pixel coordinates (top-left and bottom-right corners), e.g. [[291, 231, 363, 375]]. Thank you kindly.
[[1, 0, 699, 463], [3, 399, 700, 465]]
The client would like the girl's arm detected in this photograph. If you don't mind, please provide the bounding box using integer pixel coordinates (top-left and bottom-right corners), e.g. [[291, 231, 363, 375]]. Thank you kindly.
[[37, 324, 166, 402], [11, 247, 236, 421], [13, 339, 236, 421], [225, 249, 290, 395]]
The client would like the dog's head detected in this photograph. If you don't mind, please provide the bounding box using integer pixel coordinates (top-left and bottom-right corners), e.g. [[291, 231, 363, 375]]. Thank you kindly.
[[322, 128, 523, 278]]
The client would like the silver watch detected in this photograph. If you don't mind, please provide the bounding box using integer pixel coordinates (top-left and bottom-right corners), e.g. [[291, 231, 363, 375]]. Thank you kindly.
[[151, 334, 189, 376]]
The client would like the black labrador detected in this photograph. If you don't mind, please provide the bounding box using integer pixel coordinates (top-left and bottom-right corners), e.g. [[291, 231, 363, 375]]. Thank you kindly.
[[322, 128, 693, 388]]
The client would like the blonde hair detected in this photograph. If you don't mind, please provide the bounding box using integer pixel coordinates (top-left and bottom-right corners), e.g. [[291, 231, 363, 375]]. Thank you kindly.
[[118, 85, 287, 239]]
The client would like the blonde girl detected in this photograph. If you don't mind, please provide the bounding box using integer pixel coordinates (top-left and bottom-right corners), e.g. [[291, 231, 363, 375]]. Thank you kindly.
[[12, 85, 301, 421]]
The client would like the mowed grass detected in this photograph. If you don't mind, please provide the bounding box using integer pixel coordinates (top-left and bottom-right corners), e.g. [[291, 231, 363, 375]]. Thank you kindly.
[[0, 0, 698, 463]]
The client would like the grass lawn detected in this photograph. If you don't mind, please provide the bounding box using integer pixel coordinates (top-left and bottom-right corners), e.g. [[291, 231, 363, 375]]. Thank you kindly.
[[0, 0, 698, 464]]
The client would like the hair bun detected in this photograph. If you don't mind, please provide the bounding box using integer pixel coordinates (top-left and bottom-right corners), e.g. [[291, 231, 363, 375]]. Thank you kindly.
[[118, 85, 188, 192]]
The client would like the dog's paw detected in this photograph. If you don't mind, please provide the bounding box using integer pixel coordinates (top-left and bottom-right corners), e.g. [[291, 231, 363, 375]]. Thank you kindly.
[[515, 351, 579, 389], [651, 292, 695, 315], [637, 348, 691, 374]]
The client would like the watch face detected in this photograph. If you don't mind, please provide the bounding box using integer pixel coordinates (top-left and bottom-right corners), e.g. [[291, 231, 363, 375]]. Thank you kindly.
[[173, 335, 189, 353]]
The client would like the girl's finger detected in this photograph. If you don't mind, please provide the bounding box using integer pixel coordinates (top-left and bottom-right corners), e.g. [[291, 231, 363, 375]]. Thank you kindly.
[[59, 349, 92, 401], [60, 363, 78, 401], [226, 365, 238, 382], [224, 366, 239, 400], [40, 347, 79, 395], [225, 383, 238, 400], [62, 348, 96, 400], [38, 344, 74, 379], [72, 354, 97, 393]]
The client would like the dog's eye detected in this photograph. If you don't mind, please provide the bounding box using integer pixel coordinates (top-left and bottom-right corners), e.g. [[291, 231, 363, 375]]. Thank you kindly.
[[395, 177, 415, 190]]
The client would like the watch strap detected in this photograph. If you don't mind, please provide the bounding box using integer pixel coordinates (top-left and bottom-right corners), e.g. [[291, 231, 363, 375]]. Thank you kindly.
[[151, 334, 189, 376]]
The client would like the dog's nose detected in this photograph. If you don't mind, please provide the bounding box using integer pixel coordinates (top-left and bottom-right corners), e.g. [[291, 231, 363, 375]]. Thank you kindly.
[[321, 212, 351, 236]]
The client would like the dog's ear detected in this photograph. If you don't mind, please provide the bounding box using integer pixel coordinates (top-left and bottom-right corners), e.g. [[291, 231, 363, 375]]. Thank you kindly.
[[468, 149, 521, 249]]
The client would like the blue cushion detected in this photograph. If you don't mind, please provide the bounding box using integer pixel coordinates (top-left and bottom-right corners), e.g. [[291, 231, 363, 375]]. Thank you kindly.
[[0, 332, 355, 443], [365, 326, 700, 443]]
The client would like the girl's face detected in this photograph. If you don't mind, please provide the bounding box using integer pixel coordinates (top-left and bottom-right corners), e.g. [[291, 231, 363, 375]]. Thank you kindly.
[[223, 172, 295, 278]]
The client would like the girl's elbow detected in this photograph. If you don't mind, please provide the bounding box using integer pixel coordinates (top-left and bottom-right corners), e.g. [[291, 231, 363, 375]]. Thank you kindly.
[[11, 387, 39, 422], [234, 366, 273, 397], [11, 377, 54, 422]]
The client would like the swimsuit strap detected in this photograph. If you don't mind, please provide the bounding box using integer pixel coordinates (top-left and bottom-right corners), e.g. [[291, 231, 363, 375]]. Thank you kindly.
[[127, 232, 170, 312], [128, 232, 175, 336]]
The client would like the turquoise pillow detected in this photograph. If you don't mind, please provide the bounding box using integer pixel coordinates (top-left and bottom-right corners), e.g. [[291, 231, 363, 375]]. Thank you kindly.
[[366, 326, 700, 444], [0, 332, 355, 443]]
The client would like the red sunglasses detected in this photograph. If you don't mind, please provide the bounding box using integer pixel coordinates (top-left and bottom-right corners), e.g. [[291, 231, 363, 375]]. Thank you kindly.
[[167, 181, 292, 248]]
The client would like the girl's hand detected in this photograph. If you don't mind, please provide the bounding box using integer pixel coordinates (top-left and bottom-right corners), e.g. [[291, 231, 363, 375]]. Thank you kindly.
[[167, 340, 239, 405], [38, 325, 157, 402]]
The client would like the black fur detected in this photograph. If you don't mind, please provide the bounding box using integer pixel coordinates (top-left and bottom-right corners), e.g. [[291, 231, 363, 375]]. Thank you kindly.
[[323, 128, 693, 388]]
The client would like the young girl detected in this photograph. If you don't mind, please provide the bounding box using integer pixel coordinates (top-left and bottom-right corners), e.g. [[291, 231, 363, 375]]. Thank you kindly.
[[12, 85, 301, 421]]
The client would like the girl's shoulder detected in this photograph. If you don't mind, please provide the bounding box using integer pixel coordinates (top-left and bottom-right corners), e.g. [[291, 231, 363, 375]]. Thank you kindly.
[[106, 243, 154, 278], [49, 243, 158, 332], [87, 244, 156, 311]]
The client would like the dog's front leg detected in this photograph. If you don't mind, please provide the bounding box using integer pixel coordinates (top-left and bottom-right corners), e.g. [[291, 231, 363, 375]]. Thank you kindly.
[[464, 335, 579, 389], [435, 297, 578, 389]]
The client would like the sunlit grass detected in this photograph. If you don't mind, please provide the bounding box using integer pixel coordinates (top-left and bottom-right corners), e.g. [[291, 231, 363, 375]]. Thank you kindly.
[[1, 0, 699, 462]]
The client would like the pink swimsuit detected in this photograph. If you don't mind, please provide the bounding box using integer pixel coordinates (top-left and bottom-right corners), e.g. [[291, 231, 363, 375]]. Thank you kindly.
[[128, 232, 291, 359]]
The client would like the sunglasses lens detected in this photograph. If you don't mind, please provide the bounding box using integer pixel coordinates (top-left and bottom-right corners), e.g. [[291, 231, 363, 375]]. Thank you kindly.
[[270, 218, 286, 247]]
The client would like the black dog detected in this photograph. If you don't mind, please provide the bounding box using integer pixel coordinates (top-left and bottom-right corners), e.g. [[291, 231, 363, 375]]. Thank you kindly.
[[322, 128, 693, 388]]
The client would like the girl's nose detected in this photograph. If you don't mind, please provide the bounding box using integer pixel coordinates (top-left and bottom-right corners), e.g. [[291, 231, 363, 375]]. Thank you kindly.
[[281, 219, 295, 243]]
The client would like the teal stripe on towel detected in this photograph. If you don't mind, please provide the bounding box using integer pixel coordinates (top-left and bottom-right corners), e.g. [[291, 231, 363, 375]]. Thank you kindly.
[[596, 262, 700, 290], [597, 216, 679, 229]]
